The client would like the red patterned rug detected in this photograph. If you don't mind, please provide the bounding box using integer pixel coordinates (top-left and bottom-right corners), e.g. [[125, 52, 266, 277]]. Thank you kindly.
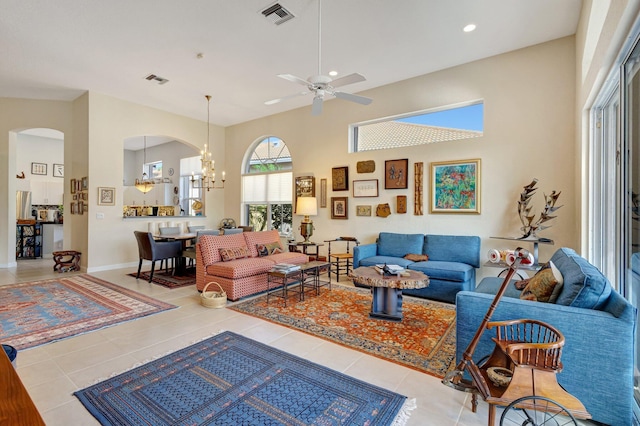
[[128, 267, 196, 289], [229, 285, 456, 378], [0, 274, 176, 350]]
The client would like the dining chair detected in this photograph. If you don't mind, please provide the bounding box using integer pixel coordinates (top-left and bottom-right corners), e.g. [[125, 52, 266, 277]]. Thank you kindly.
[[324, 237, 360, 282], [133, 231, 182, 282], [188, 225, 205, 233], [222, 228, 243, 235], [158, 226, 181, 236]]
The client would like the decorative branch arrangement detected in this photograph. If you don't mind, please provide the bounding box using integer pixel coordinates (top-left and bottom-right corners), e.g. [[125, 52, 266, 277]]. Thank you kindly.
[[518, 178, 562, 239]]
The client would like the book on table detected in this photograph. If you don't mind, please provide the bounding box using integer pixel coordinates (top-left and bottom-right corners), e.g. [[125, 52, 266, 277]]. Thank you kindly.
[[374, 264, 407, 276], [272, 263, 301, 273]]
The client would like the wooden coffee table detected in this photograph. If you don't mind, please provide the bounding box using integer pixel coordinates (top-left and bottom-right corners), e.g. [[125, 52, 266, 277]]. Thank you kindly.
[[350, 266, 429, 321]]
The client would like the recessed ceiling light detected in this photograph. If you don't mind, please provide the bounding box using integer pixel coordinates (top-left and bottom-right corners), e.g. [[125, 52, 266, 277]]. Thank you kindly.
[[463, 24, 476, 33], [329, 70, 338, 77]]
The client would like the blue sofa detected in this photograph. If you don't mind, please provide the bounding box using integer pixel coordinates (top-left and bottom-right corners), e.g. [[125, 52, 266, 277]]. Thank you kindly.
[[352, 232, 481, 303], [456, 247, 637, 426]]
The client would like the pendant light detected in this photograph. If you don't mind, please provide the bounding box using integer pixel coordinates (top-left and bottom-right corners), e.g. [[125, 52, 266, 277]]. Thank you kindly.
[[191, 95, 225, 190], [135, 136, 154, 193]]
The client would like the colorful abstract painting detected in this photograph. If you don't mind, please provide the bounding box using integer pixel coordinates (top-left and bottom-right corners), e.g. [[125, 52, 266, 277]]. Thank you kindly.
[[430, 159, 481, 213]]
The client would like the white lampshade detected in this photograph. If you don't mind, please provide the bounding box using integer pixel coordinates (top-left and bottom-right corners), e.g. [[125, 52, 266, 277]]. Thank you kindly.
[[296, 197, 317, 216]]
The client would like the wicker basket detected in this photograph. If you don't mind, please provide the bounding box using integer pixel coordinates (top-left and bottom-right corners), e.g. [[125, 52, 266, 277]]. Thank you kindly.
[[201, 282, 227, 308]]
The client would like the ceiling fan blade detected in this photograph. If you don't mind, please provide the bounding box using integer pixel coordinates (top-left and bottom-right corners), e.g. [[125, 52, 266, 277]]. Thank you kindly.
[[330, 72, 366, 88], [264, 91, 309, 105], [333, 91, 373, 105], [278, 74, 312, 87], [311, 96, 323, 115]]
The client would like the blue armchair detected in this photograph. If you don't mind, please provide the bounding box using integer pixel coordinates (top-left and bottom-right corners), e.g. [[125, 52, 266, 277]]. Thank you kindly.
[[456, 248, 637, 425]]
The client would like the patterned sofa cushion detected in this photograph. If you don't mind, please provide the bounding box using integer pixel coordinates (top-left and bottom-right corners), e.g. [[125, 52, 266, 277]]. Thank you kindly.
[[243, 230, 283, 258], [268, 251, 309, 265], [200, 233, 247, 265], [207, 257, 276, 279]]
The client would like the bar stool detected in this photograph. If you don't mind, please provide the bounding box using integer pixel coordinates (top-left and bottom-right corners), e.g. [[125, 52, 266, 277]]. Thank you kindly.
[[324, 237, 359, 282]]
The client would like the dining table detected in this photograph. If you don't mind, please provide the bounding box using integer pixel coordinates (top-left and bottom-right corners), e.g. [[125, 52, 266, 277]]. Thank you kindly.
[[153, 233, 196, 276]]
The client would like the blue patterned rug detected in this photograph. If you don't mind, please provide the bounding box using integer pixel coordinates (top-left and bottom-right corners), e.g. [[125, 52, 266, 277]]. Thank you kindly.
[[0, 274, 176, 350], [75, 331, 410, 425]]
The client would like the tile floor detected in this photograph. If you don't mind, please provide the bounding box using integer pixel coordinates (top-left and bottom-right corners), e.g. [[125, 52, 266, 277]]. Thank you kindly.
[[1, 258, 592, 425]]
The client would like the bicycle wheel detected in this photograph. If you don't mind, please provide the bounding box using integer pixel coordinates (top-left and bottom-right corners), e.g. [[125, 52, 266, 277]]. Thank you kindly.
[[500, 396, 578, 426]]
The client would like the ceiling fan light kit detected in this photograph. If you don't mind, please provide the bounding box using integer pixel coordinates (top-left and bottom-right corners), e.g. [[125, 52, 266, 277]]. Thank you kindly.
[[265, 0, 372, 114]]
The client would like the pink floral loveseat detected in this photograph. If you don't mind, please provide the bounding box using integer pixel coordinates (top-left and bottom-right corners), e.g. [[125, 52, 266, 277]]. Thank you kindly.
[[195, 230, 308, 300]]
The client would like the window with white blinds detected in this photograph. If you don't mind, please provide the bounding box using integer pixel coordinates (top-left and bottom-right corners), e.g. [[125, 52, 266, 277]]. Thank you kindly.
[[242, 172, 292, 203]]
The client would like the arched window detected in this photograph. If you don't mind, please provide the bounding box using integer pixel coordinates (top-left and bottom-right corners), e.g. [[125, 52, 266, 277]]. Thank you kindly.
[[242, 136, 293, 235]]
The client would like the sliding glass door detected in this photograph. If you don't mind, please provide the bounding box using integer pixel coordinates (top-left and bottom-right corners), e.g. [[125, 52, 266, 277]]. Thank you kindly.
[[624, 37, 640, 413], [591, 28, 640, 416]]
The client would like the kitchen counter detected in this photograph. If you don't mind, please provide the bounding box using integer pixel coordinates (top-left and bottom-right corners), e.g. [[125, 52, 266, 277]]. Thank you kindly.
[[42, 223, 63, 256]]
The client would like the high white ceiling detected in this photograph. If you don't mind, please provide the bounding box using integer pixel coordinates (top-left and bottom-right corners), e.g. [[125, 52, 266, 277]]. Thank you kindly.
[[1, 0, 582, 128]]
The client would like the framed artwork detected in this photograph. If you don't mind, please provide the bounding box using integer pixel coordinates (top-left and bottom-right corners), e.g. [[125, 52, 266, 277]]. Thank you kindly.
[[320, 178, 327, 208], [98, 187, 116, 206], [53, 163, 64, 178], [81, 176, 88, 191], [78, 201, 85, 215], [294, 175, 315, 213], [70, 179, 77, 194], [430, 158, 481, 214], [385, 159, 408, 189], [353, 179, 379, 198], [331, 197, 348, 219], [356, 205, 372, 216], [70, 202, 77, 215], [31, 162, 47, 175], [332, 166, 349, 191]]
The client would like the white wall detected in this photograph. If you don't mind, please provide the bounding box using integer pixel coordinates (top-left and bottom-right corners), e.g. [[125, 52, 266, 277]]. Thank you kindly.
[[226, 37, 576, 280], [16, 133, 64, 190], [85, 92, 225, 271]]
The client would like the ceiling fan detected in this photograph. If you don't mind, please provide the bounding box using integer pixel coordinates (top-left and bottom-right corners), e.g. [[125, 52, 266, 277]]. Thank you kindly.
[[264, 0, 372, 115]]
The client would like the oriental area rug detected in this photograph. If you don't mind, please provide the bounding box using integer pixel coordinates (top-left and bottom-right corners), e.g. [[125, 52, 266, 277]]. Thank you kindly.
[[128, 267, 196, 289], [75, 331, 412, 426], [230, 285, 457, 379], [0, 274, 176, 350]]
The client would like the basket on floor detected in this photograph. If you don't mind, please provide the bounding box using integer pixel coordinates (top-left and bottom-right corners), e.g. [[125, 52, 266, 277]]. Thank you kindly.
[[201, 282, 227, 308]]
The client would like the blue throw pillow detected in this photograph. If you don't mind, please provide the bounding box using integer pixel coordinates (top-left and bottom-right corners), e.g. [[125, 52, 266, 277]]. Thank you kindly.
[[551, 247, 611, 309]]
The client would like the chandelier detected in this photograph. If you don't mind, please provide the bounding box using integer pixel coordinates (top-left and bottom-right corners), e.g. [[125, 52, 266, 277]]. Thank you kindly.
[[191, 95, 225, 191], [135, 135, 154, 193]]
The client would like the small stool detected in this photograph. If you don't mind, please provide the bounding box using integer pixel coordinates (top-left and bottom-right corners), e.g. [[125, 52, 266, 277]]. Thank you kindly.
[[53, 250, 81, 272]]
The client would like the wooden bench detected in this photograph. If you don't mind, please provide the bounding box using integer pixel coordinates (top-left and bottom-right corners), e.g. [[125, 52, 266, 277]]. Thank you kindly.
[[52, 250, 81, 272]]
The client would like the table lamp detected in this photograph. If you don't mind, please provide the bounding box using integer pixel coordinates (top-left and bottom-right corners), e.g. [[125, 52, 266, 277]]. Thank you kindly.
[[296, 197, 317, 243]]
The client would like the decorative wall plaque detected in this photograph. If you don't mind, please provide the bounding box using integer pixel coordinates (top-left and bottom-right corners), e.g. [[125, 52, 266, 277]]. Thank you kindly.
[[397, 195, 407, 214], [356, 160, 375, 173], [376, 203, 391, 217], [414, 162, 424, 215]]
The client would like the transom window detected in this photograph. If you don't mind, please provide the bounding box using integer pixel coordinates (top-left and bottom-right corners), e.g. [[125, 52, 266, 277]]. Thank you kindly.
[[351, 101, 484, 152]]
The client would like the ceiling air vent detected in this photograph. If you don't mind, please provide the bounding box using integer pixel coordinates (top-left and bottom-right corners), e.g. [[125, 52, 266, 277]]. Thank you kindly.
[[261, 3, 295, 25], [144, 74, 169, 85]]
